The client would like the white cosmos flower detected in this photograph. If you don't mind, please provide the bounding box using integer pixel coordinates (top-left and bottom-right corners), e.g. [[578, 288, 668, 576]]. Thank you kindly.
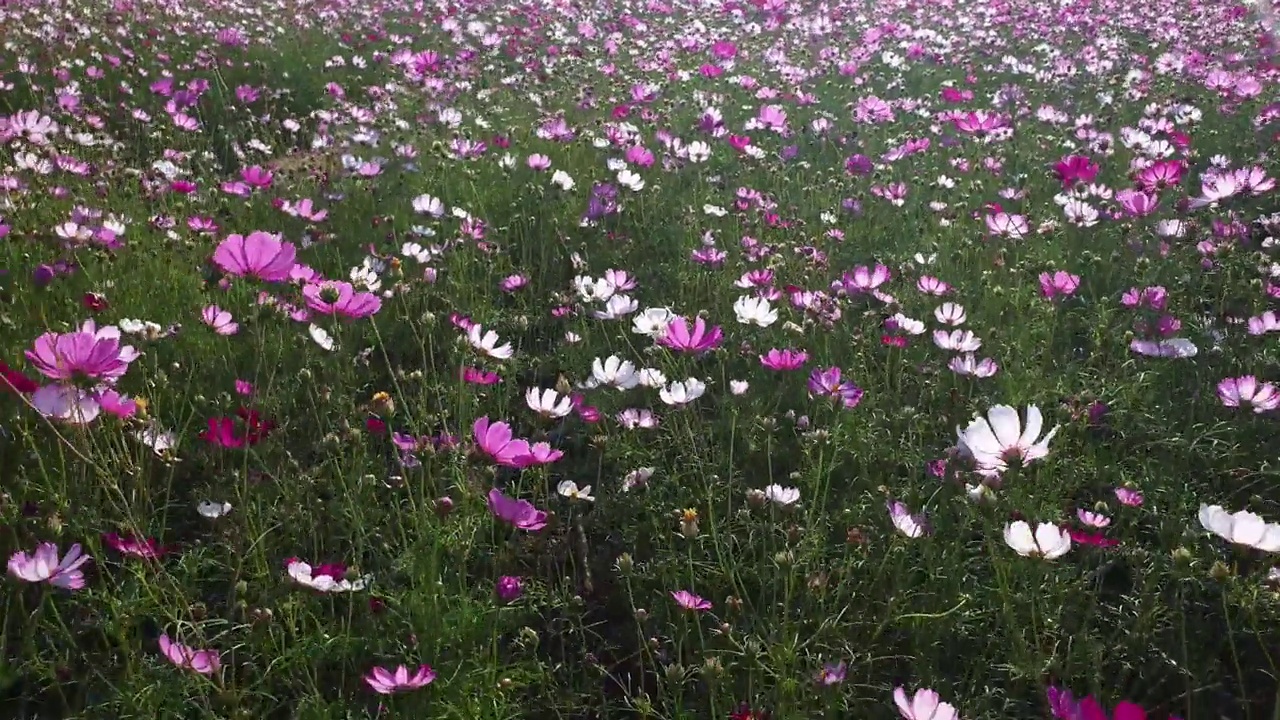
[[616, 169, 645, 191], [411, 194, 445, 217], [467, 324, 514, 360], [948, 354, 999, 378], [887, 500, 928, 538], [933, 303, 966, 326], [592, 294, 638, 320], [573, 275, 616, 302], [526, 388, 573, 418], [933, 329, 981, 352], [729, 380, 750, 395], [287, 559, 370, 593], [659, 378, 706, 407], [309, 324, 336, 351], [763, 484, 800, 506], [955, 405, 1058, 477], [197, 501, 232, 518], [1198, 504, 1280, 551], [592, 355, 639, 390], [557, 480, 595, 503], [551, 169, 575, 190], [633, 307, 675, 337], [1129, 338, 1198, 358], [637, 367, 667, 388], [891, 313, 926, 335], [733, 295, 778, 327], [1003, 521, 1072, 559]]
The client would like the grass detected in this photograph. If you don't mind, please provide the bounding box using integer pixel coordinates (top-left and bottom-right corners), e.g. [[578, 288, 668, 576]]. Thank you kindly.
[[2, 0, 1280, 718]]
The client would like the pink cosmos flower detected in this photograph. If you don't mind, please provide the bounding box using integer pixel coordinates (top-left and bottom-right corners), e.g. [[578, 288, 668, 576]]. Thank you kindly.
[[473, 417, 532, 467], [487, 488, 549, 531], [365, 664, 437, 694], [760, 348, 809, 371], [807, 366, 863, 409], [26, 320, 140, 383], [671, 590, 711, 611], [894, 687, 959, 720], [158, 634, 220, 675], [1039, 271, 1081, 300], [659, 316, 723, 353], [1217, 376, 1280, 413], [7, 542, 90, 589], [302, 281, 382, 318], [212, 231, 297, 283], [201, 305, 239, 335], [1114, 487, 1144, 507]]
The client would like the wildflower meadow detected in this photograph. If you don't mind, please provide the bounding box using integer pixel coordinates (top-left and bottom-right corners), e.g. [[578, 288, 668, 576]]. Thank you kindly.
[[3, 0, 1280, 717]]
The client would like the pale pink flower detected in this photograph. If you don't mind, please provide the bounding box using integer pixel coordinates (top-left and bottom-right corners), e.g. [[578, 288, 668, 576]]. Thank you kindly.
[[7, 542, 90, 589], [365, 664, 437, 694], [158, 634, 220, 675]]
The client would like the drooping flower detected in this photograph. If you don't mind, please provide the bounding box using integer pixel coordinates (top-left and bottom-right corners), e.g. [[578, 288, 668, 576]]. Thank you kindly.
[[955, 405, 1058, 477], [365, 664, 437, 695], [158, 634, 220, 675], [487, 489, 549, 531], [201, 305, 239, 335], [888, 500, 929, 538], [7, 542, 90, 589], [212, 231, 297, 282]]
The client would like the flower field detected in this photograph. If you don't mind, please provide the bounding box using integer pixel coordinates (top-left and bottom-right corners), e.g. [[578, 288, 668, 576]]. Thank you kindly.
[[2, 0, 1280, 717]]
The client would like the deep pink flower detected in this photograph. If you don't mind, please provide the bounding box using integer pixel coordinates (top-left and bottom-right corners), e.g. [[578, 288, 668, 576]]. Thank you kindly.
[[659, 316, 723, 353], [487, 488, 548, 531], [760, 348, 808, 370], [26, 320, 140, 383], [1039, 271, 1081, 300], [212, 231, 297, 283], [102, 532, 166, 559]]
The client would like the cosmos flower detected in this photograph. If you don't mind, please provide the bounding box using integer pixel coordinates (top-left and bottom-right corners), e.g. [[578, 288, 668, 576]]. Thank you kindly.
[[1217, 376, 1280, 413], [26, 320, 140, 383], [955, 405, 1058, 477], [893, 687, 960, 720], [158, 634, 220, 675], [487, 489, 549, 531], [7, 542, 90, 589], [1198, 505, 1280, 551], [365, 664, 437, 695], [212, 231, 296, 282], [659, 316, 723, 353], [671, 590, 712, 611], [1003, 521, 1073, 559]]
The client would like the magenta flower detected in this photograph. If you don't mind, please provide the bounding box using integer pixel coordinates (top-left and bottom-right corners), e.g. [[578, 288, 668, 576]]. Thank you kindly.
[[759, 348, 809, 370], [659, 316, 723, 353], [365, 664, 437, 695], [473, 417, 532, 467], [302, 280, 382, 318], [7, 542, 90, 589], [212, 231, 297, 283], [1039, 271, 1081, 300], [487, 489, 549, 531], [102, 533, 165, 559], [807, 366, 863, 409], [26, 320, 140, 383], [671, 589, 712, 611], [521, 442, 564, 466], [496, 575, 523, 602], [158, 634, 220, 675], [1047, 686, 1170, 720]]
